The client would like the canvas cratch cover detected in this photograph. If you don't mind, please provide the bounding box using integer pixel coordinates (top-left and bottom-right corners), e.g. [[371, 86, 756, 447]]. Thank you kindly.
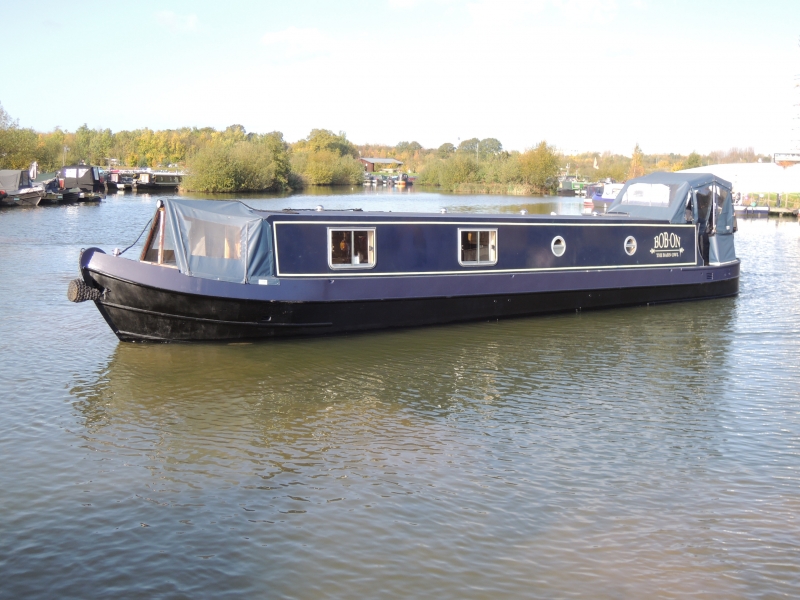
[[163, 199, 274, 284], [608, 172, 737, 265], [0, 169, 30, 192]]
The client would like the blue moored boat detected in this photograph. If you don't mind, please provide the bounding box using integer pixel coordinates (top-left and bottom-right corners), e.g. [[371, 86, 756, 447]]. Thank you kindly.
[[586, 181, 625, 205], [69, 172, 740, 342]]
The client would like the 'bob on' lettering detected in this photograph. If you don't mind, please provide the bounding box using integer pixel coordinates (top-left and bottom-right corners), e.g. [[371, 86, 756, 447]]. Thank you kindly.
[[654, 232, 681, 250]]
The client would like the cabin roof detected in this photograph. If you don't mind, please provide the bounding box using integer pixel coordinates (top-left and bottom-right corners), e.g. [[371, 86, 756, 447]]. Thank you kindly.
[[163, 199, 662, 227], [258, 208, 654, 224], [359, 157, 404, 164], [629, 171, 733, 189]]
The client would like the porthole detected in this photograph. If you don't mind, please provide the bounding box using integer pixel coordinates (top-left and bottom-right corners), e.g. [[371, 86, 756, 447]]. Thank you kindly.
[[624, 236, 637, 256], [551, 236, 566, 257]]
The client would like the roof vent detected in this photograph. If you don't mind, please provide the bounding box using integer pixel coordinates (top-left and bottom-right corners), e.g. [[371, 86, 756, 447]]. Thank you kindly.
[[315, 205, 324, 212], [440, 208, 447, 214], [550, 212, 557, 216], [520, 209, 528, 215]]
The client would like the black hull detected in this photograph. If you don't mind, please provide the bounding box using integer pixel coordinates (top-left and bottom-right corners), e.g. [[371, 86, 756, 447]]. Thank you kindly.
[[84, 267, 739, 343], [61, 191, 104, 203], [132, 184, 180, 193]]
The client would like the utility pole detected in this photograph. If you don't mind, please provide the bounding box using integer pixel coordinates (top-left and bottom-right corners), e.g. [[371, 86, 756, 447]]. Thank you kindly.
[[793, 36, 800, 151], [63, 146, 69, 166], [794, 74, 800, 152]]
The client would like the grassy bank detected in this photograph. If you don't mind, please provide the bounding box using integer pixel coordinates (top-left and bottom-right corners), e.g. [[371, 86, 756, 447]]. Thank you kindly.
[[445, 183, 544, 196]]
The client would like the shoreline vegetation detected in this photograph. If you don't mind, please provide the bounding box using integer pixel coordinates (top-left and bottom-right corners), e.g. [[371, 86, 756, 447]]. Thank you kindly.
[[0, 101, 775, 196]]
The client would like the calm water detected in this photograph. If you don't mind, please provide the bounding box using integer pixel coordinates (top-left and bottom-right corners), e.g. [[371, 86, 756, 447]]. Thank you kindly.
[[1, 189, 799, 599]]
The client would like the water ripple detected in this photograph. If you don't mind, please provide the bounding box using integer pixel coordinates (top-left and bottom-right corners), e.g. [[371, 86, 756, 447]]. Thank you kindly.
[[1, 199, 800, 598]]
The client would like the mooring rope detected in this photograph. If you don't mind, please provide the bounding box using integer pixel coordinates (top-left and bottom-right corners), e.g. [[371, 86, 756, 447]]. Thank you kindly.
[[118, 217, 153, 256]]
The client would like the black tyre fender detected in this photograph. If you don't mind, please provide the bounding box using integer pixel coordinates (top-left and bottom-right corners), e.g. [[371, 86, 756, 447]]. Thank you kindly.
[[67, 278, 102, 303]]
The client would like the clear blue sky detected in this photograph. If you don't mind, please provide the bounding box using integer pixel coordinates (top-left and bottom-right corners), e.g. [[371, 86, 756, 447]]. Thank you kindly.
[[1, 0, 798, 154]]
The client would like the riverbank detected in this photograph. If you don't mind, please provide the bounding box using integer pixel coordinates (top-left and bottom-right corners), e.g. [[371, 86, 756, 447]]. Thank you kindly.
[[446, 182, 543, 195]]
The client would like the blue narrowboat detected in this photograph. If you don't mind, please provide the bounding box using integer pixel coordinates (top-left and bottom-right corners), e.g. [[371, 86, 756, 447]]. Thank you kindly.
[[68, 172, 740, 342]]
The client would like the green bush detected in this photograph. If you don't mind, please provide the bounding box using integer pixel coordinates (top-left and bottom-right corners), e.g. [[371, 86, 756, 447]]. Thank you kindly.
[[290, 149, 364, 186], [518, 142, 559, 191], [417, 144, 558, 194], [416, 157, 443, 185], [331, 155, 365, 185], [417, 155, 480, 190], [182, 135, 290, 193]]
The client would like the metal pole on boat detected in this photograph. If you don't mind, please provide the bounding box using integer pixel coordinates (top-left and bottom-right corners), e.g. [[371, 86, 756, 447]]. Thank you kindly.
[[157, 208, 165, 264]]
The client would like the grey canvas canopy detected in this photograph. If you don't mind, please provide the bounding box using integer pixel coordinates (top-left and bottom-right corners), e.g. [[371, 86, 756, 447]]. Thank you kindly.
[[0, 169, 30, 192], [609, 172, 736, 265], [163, 199, 274, 284], [608, 171, 733, 223]]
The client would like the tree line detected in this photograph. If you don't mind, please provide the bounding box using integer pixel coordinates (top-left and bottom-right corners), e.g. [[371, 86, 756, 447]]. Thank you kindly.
[[0, 101, 772, 194]]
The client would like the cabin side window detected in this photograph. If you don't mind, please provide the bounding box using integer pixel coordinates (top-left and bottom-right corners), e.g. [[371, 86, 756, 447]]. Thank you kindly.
[[329, 228, 375, 269], [459, 229, 497, 266]]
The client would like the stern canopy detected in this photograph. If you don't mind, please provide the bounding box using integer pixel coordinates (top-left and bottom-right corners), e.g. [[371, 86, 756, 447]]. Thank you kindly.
[[608, 171, 736, 264], [608, 171, 733, 224], [163, 199, 274, 284], [60, 165, 102, 192]]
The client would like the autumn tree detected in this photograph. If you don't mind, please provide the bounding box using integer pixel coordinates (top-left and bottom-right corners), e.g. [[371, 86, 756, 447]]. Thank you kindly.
[[627, 144, 645, 179]]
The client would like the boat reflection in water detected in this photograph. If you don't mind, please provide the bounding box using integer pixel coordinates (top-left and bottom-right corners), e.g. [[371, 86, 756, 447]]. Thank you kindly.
[[69, 172, 740, 342], [61, 289, 756, 598], [71, 294, 735, 454]]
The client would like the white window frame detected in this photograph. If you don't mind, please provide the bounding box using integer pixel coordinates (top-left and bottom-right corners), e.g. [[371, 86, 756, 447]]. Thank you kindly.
[[328, 227, 377, 270], [458, 228, 498, 267]]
